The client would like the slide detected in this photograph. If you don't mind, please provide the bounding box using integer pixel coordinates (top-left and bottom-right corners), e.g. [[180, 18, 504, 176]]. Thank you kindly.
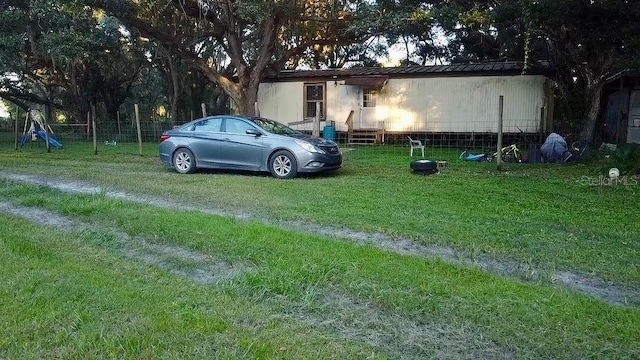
[[20, 135, 29, 147], [36, 130, 63, 148]]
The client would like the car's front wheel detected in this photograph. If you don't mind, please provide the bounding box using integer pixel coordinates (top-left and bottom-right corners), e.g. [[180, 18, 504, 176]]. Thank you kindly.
[[269, 150, 298, 179], [173, 148, 197, 174]]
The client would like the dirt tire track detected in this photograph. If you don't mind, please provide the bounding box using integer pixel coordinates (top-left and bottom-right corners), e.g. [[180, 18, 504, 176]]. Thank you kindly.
[[0, 201, 514, 359], [0, 200, 252, 285], [1, 170, 638, 307]]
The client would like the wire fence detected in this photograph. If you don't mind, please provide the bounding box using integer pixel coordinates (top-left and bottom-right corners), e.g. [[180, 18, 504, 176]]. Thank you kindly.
[[0, 108, 174, 154], [0, 108, 590, 167]]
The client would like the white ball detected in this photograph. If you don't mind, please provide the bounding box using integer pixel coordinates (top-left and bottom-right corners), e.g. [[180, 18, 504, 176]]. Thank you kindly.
[[609, 168, 620, 178]]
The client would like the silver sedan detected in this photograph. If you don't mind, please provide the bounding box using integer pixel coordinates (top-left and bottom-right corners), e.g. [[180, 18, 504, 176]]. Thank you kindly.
[[160, 115, 342, 179]]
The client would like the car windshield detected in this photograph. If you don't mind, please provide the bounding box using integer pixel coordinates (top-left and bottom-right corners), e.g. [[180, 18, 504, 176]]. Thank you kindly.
[[249, 117, 299, 135]]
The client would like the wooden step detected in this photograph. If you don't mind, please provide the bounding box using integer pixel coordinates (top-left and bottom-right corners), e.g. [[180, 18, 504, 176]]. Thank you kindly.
[[349, 128, 383, 144]]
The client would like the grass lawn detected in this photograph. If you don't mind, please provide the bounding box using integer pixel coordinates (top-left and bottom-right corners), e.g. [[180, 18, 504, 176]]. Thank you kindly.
[[0, 140, 639, 358]]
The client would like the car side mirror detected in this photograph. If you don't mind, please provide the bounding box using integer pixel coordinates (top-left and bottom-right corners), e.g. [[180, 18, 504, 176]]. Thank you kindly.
[[246, 129, 262, 137]]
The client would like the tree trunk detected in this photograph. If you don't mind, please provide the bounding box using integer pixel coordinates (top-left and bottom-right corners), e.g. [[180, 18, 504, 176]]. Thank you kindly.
[[169, 70, 179, 125], [191, 60, 253, 115], [243, 84, 259, 116], [233, 92, 251, 115], [166, 53, 180, 125], [212, 91, 230, 115], [579, 83, 603, 144]]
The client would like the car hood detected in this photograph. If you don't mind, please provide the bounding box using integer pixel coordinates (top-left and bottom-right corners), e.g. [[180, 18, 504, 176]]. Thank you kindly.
[[286, 133, 338, 147]]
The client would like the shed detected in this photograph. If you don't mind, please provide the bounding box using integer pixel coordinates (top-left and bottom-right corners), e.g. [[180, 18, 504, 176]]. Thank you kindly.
[[258, 61, 554, 142], [602, 70, 640, 144]]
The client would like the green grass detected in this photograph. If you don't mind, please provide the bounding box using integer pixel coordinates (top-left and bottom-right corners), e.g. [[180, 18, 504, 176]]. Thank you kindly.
[[1, 142, 637, 286], [0, 214, 379, 358], [0, 141, 639, 358], [1, 193, 638, 358]]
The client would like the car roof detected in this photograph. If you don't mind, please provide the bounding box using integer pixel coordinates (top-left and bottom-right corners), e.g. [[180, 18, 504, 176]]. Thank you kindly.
[[179, 115, 272, 128]]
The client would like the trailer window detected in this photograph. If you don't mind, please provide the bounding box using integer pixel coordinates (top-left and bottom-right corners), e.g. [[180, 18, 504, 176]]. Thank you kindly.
[[304, 83, 325, 120]]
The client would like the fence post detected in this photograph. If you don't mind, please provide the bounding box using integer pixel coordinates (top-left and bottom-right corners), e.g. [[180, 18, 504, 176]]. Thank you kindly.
[[92, 104, 97, 155], [135, 104, 143, 156], [313, 111, 320, 137], [117, 110, 122, 138], [14, 108, 19, 150], [497, 96, 504, 170], [201, 103, 207, 117]]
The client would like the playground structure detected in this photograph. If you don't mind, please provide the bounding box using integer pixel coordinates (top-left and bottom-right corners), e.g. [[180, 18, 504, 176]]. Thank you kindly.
[[20, 109, 63, 148]]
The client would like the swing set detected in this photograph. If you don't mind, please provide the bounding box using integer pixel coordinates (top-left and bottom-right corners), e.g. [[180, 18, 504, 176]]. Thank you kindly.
[[20, 109, 63, 149]]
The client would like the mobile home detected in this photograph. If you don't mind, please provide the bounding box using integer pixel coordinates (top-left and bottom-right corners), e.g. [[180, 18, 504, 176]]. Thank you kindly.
[[258, 62, 554, 142]]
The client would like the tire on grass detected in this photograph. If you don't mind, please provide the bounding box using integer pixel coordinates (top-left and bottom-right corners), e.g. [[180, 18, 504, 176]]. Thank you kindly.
[[410, 160, 439, 175]]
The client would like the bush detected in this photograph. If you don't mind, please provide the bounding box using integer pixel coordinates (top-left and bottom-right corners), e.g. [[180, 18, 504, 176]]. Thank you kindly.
[[612, 143, 640, 175]]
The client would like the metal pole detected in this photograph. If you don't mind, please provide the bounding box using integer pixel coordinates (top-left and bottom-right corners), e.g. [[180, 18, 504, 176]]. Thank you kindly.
[[201, 103, 207, 117], [497, 96, 504, 170]]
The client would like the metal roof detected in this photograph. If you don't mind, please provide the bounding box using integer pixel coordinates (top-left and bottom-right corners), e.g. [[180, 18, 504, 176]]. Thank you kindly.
[[265, 61, 525, 82]]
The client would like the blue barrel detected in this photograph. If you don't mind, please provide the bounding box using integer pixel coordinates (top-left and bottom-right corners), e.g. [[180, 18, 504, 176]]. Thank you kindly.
[[323, 125, 336, 141], [528, 143, 541, 163]]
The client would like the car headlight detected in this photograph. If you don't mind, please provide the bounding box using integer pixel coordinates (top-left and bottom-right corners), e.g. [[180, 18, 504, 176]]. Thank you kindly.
[[295, 140, 325, 154]]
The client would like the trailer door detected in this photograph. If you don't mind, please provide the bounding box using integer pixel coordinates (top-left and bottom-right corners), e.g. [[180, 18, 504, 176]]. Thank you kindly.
[[628, 90, 640, 144]]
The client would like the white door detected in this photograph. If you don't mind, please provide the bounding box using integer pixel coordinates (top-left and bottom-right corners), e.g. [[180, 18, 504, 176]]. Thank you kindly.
[[358, 89, 378, 129], [628, 90, 640, 144]]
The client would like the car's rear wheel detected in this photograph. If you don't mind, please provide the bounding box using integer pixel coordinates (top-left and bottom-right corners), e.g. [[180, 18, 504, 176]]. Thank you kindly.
[[173, 148, 196, 174], [270, 150, 298, 179]]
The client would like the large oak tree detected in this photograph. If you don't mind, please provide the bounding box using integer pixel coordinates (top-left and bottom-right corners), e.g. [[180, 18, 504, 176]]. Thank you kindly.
[[526, 0, 640, 142], [386, 0, 640, 143], [0, 0, 147, 124], [84, 0, 378, 115]]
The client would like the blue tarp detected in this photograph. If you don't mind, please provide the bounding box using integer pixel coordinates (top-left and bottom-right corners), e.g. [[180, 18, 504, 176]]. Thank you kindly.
[[459, 150, 487, 162]]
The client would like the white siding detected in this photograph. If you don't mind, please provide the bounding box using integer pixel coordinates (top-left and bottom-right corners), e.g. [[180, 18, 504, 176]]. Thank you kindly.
[[257, 82, 304, 122], [326, 81, 360, 131], [258, 75, 549, 133]]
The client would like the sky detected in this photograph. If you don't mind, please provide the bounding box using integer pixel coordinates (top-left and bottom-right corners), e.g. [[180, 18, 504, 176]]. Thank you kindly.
[[0, 103, 9, 118]]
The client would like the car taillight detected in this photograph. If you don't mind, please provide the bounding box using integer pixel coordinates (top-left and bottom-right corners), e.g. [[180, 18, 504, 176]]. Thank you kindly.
[[160, 135, 171, 142]]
